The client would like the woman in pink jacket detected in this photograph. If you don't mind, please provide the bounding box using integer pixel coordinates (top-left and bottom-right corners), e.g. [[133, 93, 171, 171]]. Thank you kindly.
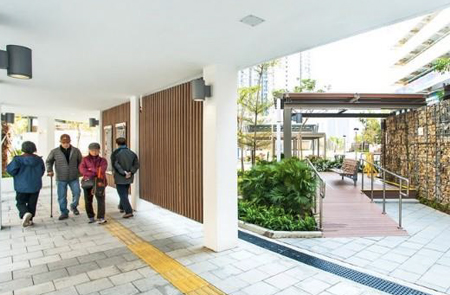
[[79, 143, 108, 224]]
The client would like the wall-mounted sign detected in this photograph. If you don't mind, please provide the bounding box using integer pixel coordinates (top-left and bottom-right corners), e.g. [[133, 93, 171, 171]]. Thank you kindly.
[[104, 125, 113, 173], [115, 122, 127, 140]]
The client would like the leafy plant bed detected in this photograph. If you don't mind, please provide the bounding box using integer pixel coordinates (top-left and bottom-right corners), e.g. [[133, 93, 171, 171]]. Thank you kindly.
[[239, 158, 317, 217], [238, 220, 322, 239], [306, 156, 342, 172], [238, 200, 317, 232], [418, 196, 450, 214]]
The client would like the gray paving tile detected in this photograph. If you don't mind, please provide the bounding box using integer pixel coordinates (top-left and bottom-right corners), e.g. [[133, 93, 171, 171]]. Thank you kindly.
[[418, 264, 450, 290], [75, 278, 114, 295], [30, 255, 61, 267], [295, 277, 331, 295], [96, 255, 127, 268], [109, 270, 143, 286], [103, 247, 130, 258], [77, 252, 108, 264], [33, 268, 68, 284], [116, 260, 147, 272], [237, 269, 271, 284], [241, 281, 279, 295], [326, 282, 364, 295], [47, 257, 79, 271], [0, 277, 33, 293], [0, 271, 12, 283], [14, 281, 55, 295], [132, 276, 170, 292], [67, 261, 100, 276], [54, 273, 90, 290], [99, 282, 139, 295], [87, 266, 121, 281], [264, 272, 299, 290], [43, 286, 78, 295], [208, 276, 249, 294]]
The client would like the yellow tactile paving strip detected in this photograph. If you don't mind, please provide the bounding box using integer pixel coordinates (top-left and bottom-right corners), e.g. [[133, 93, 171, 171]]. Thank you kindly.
[[104, 217, 225, 295]]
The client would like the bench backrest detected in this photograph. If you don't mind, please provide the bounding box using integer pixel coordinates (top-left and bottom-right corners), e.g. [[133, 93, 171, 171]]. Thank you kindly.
[[341, 159, 358, 175]]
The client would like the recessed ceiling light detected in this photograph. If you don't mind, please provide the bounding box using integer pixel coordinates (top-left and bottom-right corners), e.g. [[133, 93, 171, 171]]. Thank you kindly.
[[240, 15, 265, 27]]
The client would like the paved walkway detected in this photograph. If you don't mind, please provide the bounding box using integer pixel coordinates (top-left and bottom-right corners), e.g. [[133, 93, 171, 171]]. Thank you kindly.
[[0, 185, 390, 295], [283, 202, 450, 294], [320, 172, 407, 238]]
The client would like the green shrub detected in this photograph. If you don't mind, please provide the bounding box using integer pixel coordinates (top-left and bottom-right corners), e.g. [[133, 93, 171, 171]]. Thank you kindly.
[[238, 200, 316, 231], [239, 157, 316, 217], [418, 196, 450, 214], [307, 156, 342, 172]]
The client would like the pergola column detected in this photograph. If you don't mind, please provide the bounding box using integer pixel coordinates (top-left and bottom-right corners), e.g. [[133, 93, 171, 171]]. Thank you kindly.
[[283, 107, 292, 158]]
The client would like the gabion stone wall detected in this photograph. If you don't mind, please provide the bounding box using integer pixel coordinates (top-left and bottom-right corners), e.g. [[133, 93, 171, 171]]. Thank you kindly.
[[382, 99, 450, 205]]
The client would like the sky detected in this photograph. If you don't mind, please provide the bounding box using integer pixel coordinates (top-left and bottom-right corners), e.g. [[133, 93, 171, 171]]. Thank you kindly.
[[307, 16, 421, 93]]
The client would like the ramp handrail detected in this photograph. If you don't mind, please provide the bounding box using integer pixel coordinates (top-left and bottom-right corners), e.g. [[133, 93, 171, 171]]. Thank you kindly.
[[306, 159, 326, 230], [360, 158, 408, 229]]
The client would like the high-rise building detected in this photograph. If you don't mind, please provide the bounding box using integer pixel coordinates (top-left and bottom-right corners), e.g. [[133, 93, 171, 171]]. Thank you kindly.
[[392, 8, 450, 102]]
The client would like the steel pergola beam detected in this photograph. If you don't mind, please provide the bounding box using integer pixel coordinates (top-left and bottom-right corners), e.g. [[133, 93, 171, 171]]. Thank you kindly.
[[301, 113, 390, 118]]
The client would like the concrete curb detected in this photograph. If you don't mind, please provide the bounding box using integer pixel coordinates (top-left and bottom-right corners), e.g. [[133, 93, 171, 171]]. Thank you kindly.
[[238, 220, 323, 239]]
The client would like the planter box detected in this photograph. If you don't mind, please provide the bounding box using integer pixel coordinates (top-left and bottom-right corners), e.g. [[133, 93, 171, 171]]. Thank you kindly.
[[1, 177, 15, 192], [238, 220, 322, 239]]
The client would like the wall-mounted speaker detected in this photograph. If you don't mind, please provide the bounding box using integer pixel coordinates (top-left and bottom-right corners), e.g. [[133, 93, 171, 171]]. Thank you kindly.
[[89, 118, 99, 127], [191, 78, 211, 101], [1, 113, 15, 124]]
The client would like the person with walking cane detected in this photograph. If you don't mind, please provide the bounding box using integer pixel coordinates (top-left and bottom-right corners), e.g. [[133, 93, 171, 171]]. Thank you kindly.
[[111, 137, 139, 218], [46, 134, 83, 220], [7, 141, 45, 227]]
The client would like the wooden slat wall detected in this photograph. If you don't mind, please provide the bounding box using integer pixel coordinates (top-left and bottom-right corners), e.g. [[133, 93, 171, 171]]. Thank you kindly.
[[139, 82, 203, 223], [101, 102, 131, 187]]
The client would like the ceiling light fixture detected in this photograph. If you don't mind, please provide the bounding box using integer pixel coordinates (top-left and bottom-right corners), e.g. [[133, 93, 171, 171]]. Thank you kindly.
[[0, 45, 32, 79], [240, 15, 265, 27]]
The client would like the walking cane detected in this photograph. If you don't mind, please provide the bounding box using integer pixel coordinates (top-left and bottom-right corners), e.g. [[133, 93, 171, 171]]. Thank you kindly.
[[50, 175, 53, 218]]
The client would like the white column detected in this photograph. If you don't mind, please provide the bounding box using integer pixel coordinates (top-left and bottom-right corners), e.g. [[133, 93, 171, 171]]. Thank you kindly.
[[38, 116, 55, 157], [203, 64, 238, 252], [38, 117, 55, 187], [129, 96, 140, 210], [97, 110, 102, 148]]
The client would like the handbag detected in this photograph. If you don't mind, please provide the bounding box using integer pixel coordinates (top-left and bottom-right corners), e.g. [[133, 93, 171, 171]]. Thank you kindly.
[[81, 178, 95, 189], [93, 167, 106, 197]]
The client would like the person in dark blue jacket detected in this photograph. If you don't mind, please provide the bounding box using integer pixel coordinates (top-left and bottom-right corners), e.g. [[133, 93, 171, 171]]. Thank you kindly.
[[7, 141, 45, 227]]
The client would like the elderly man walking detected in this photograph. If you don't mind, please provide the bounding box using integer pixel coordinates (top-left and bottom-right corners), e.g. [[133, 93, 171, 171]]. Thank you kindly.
[[46, 134, 83, 220], [111, 137, 139, 218]]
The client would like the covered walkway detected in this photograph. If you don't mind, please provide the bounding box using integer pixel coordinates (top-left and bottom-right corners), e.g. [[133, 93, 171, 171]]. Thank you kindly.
[[0, 186, 389, 295], [320, 172, 408, 238]]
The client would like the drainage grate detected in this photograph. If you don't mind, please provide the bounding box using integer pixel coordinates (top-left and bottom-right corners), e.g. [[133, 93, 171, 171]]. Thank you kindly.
[[238, 231, 430, 295]]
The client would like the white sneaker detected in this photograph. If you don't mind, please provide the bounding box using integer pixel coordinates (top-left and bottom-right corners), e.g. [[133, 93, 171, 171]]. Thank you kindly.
[[97, 218, 107, 224], [22, 212, 32, 227]]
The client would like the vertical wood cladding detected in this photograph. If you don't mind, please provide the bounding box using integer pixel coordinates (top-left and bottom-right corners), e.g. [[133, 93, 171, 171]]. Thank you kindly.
[[101, 102, 130, 187], [139, 82, 203, 222]]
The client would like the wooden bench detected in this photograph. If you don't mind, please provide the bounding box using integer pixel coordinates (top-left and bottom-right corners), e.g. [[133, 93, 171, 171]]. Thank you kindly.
[[330, 159, 359, 186]]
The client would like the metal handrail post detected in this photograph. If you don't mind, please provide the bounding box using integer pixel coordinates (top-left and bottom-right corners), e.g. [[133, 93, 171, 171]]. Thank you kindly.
[[398, 178, 403, 229], [319, 187, 323, 230], [370, 172, 374, 203], [382, 170, 386, 214], [360, 158, 408, 229], [361, 163, 364, 191]]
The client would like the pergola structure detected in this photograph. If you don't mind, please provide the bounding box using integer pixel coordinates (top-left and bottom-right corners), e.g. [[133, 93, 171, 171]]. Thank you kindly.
[[279, 92, 427, 158]]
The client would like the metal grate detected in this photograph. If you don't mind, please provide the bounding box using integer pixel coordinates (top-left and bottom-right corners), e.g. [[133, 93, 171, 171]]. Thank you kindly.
[[239, 231, 430, 295]]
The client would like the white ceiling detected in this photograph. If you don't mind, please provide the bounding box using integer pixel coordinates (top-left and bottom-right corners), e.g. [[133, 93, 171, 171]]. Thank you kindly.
[[1, 0, 450, 113]]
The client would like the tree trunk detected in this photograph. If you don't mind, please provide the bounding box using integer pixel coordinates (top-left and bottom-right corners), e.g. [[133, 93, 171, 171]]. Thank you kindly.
[[240, 147, 245, 171], [2, 123, 11, 176]]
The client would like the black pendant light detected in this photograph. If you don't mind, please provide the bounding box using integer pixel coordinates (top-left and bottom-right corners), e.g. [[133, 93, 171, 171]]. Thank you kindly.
[[0, 45, 32, 80]]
